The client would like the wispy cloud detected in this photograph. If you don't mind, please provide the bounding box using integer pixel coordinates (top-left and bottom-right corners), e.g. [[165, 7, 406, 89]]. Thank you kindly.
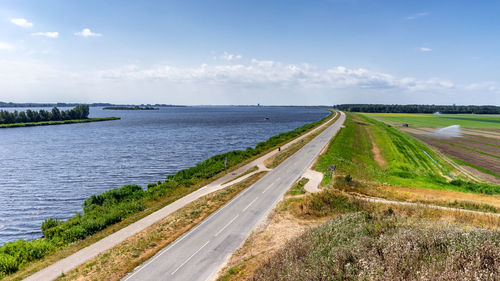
[[0, 42, 14, 50], [221, 52, 242, 61], [419, 47, 432, 52], [32, 32, 59, 38], [74, 28, 102, 37], [405, 12, 429, 20], [10, 18, 33, 28]]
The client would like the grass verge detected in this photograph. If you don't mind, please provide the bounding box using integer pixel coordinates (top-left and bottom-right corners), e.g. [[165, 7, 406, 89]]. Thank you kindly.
[[286, 178, 309, 196], [223, 166, 259, 185]]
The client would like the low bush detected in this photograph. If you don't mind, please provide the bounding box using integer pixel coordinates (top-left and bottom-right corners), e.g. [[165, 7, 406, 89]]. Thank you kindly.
[[450, 179, 500, 195]]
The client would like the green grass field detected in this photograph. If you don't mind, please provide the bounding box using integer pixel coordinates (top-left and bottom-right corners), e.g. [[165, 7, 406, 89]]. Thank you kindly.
[[362, 113, 500, 129], [315, 113, 499, 194]]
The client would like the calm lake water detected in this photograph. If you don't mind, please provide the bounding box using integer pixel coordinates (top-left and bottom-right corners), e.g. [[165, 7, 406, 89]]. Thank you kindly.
[[0, 106, 328, 245]]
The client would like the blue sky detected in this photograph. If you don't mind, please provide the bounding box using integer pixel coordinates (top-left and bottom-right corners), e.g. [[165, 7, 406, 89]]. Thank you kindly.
[[1, 0, 499, 105]]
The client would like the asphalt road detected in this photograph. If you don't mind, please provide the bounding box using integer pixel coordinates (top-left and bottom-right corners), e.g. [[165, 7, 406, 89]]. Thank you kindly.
[[123, 112, 346, 281]]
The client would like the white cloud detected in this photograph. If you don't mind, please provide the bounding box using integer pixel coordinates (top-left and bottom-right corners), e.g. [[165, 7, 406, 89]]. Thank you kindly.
[[221, 52, 242, 61], [32, 32, 59, 38], [10, 18, 33, 28], [1, 56, 497, 105], [96, 59, 455, 93], [74, 28, 102, 37], [0, 42, 14, 50], [419, 47, 432, 52], [405, 12, 429, 20]]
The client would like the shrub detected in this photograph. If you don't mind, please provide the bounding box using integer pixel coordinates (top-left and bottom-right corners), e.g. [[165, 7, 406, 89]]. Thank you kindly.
[[0, 254, 18, 275], [41, 218, 60, 236]]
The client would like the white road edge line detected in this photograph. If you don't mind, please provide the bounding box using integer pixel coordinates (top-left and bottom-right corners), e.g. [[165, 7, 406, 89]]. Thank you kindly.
[[243, 198, 258, 212], [171, 240, 210, 275], [215, 214, 239, 237], [262, 178, 279, 194]]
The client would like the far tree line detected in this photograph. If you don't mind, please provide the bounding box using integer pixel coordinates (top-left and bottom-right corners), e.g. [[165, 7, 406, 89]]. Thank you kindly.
[[0, 105, 90, 124], [334, 104, 500, 114]]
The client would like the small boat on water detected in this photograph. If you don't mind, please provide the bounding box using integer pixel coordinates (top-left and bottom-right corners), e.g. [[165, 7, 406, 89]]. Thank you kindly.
[[264, 117, 270, 120]]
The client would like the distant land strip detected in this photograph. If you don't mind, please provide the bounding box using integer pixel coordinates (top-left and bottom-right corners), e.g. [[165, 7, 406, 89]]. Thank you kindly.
[[103, 106, 159, 110], [0, 117, 120, 128]]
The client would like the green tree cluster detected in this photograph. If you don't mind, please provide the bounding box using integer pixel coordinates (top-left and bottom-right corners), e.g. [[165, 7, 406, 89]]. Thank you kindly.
[[0, 105, 90, 124], [334, 104, 500, 114]]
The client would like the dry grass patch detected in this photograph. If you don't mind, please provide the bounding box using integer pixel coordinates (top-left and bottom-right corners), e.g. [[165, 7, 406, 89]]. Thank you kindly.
[[56, 172, 267, 281], [330, 177, 500, 214], [252, 212, 500, 281]]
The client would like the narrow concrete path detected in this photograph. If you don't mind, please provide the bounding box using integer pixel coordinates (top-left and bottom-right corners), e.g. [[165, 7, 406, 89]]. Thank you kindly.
[[24, 111, 337, 281], [303, 169, 324, 193]]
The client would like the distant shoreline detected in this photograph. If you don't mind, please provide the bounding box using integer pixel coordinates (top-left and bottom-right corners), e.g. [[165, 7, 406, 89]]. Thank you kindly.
[[0, 117, 120, 128], [103, 106, 159, 110]]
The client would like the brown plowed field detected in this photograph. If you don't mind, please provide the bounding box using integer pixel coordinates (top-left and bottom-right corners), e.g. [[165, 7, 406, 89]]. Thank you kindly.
[[462, 129, 500, 139], [463, 135, 500, 147], [415, 136, 500, 175], [435, 137, 500, 157]]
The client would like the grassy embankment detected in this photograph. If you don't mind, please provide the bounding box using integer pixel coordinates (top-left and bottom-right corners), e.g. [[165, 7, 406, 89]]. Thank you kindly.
[[313, 113, 499, 213], [217, 186, 499, 281], [0, 117, 120, 128], [364, 112, 500, 181], [0, 110, 333, 279]]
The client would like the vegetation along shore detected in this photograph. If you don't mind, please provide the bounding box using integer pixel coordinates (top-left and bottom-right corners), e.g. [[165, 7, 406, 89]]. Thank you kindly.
[[0, 105, 120, 128]]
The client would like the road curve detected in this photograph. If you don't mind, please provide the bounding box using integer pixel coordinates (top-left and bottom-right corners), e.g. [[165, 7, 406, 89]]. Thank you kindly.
[[123, 112, 346, 281]]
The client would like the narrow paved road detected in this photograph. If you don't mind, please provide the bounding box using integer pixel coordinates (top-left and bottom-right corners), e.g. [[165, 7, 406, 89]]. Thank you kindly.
[[123, 112, 346, 281]]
